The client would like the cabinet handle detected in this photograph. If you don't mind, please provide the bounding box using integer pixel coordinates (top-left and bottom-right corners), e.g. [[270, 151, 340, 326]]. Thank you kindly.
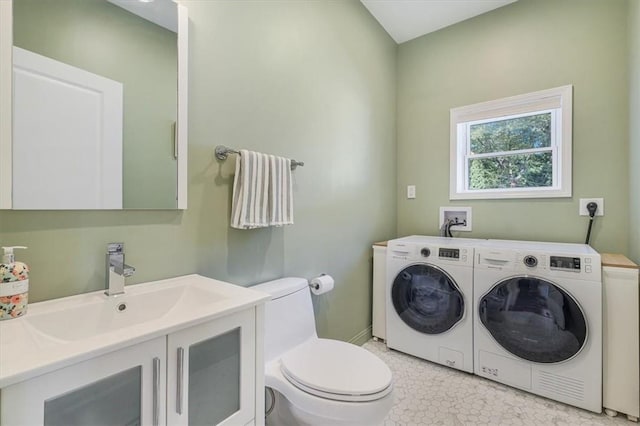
[[153, 357, 160, 426], [176, 347, 184, 415]]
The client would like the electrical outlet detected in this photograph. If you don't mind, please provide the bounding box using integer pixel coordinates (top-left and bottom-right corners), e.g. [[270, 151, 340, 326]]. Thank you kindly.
[[407, 185, 416, 199], [579, 198, 604, 216]]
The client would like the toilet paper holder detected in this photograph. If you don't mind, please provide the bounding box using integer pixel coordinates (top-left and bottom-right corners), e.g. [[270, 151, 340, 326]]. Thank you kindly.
[[308, 273, 328, 290]]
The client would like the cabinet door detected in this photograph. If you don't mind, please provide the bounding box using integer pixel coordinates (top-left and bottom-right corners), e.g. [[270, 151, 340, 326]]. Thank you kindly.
[[1, 336, 166, 426], [167, 308, 256, 426]]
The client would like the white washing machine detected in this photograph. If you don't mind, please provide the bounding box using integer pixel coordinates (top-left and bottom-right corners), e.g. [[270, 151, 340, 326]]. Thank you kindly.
[[386, 236, 482, 373], [474, 239, 602, 412]]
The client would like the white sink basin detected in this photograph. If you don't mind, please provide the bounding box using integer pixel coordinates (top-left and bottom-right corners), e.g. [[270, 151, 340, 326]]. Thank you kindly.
[[25, 282, 228, 341], [0, 274, 270, 388]]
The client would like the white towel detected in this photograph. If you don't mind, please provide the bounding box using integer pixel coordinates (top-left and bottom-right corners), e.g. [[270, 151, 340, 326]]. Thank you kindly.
[[231, 150, 270, 229], [269, 155, 294, 226]]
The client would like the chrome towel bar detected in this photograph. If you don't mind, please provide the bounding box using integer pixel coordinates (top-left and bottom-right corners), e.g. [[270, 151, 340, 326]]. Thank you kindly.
[[215, 145, 304, 170]]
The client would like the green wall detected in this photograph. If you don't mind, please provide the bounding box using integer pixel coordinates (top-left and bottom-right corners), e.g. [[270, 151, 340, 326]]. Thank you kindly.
[[185, 0, 397, 342], [397, 0, 630, 254], [630, 0, 640, 264], [2, 0, 635, 346], [0, 0, 397, 342], [13, 0, 178, 209]]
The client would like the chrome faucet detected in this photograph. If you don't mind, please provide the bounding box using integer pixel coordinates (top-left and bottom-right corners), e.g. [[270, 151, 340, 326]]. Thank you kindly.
[[105, 242, 135, 296]]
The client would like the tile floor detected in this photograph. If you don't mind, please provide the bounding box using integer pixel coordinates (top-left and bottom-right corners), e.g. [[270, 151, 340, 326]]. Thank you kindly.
[[362, 340, 631, 426]]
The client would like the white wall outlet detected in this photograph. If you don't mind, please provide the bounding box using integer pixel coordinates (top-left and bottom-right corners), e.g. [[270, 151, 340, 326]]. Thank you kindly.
[[439, 207, 472, 231], [579, 198, 604, 216], [407, 185, 416, 199]]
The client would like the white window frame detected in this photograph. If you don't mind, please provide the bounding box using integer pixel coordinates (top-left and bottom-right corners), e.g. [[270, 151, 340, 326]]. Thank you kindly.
[[450, 85, 573, 200]]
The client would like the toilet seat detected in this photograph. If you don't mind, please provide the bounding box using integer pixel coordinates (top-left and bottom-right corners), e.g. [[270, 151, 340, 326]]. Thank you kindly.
[[280, 338, 393, 402]]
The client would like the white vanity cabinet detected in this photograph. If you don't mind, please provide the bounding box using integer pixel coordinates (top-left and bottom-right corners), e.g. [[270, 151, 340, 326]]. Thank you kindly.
[[1, 336, 167, 426], [1, 307, 264, 426]]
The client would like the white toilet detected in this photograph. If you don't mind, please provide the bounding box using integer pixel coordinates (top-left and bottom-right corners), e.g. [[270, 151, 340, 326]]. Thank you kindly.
[[252, 277, 394, 426]]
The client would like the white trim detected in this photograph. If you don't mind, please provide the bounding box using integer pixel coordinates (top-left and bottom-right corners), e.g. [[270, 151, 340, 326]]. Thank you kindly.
[[0, 0, 12, 209], [176, 3, 188, 210], [450, 85, 573, 200], [465, 108, 555, 128], [452, 86, 566, 123], [468, 147, 553, 160]]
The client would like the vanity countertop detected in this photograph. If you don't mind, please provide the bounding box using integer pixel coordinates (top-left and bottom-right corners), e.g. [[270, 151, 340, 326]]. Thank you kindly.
[[0, 274, 270, 388]]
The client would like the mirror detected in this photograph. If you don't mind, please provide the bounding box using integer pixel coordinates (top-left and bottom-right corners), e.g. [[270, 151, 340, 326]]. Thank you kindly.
[[0, 0, 187, 210]]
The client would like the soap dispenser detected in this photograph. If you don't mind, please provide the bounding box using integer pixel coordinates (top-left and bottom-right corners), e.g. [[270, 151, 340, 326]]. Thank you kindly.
[[0, 246, 29, 320]]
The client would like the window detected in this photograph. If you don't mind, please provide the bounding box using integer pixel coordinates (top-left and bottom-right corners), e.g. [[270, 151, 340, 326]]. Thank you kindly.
[[450, 85, 572, 199]]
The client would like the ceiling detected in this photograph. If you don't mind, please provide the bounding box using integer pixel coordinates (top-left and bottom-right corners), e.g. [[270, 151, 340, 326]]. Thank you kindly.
[[107, 0, 178, 33], [360, 0, 518, 44], [104, 0, 517, 42]]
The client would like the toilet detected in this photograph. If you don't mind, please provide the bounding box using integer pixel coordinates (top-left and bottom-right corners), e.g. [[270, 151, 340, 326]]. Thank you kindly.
[[252, 277, 394, 426]]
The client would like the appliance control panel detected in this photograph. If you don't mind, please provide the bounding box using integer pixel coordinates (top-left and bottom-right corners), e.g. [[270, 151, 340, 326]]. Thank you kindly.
[[439, 248, 460, 259], [388, 242, 473, 265], [550, 255, 581, 271], [475, 246, 601, 279]]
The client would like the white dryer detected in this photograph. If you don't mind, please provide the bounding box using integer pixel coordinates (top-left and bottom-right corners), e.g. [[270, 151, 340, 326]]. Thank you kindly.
[[386, 236, 480, 373], [474, 240, 602, 412]]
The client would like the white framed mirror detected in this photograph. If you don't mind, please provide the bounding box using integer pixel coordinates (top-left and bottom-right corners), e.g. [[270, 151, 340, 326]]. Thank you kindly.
[[0, 0, 188, 210]]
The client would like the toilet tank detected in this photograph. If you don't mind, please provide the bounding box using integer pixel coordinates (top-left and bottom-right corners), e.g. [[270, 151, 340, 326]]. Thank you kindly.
[[251, 277, 317, 363]]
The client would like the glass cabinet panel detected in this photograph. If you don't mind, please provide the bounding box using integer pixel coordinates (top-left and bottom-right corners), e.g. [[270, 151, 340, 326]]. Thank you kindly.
[[44, 367, 142, 426], [189, 328, 241, 425], [167, 308, 256, 426]]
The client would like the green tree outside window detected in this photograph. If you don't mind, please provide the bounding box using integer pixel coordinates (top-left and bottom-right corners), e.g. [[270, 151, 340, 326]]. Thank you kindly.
[[468, 113, 553, 190]]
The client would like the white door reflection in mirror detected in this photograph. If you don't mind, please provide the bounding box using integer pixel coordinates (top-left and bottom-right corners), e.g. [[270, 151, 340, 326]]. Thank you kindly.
[[13, 47, 123, 209]]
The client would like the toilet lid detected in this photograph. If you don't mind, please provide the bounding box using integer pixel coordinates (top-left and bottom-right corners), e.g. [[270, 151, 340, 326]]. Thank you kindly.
[[280, 338, 393, 402]]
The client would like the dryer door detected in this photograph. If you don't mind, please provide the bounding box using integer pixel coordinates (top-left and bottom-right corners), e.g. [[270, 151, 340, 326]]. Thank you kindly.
[[478, 277, 587, 363], [391, 264, 464, 334]]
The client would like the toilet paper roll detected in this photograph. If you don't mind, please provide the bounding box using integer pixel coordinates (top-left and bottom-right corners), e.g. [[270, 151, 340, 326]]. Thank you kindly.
[[310, 274, 334, 295]]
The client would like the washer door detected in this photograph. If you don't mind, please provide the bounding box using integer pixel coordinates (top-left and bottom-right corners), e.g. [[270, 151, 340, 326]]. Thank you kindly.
[[391, 264, 464, 334], [478, 276, 587, 363]]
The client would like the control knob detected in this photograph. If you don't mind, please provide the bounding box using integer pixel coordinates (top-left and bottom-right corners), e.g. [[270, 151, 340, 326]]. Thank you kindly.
[[420, 248, 431, 258], [523, 255, 538, 267]]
